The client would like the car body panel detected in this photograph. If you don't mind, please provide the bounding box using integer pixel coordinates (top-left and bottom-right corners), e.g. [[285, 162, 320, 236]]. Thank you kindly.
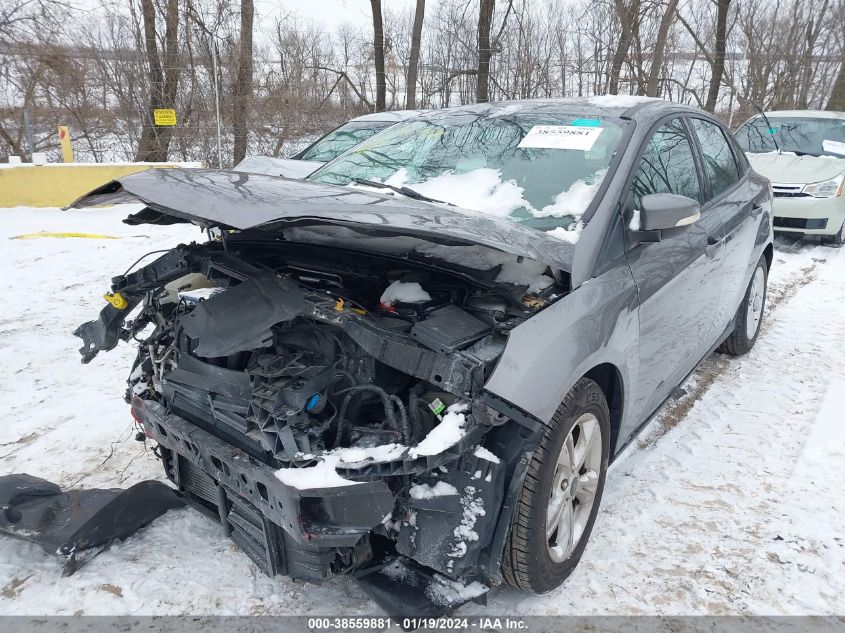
[[69, 168, 578, 272], [746, 152, 844, 183], [233, 156, 324, 179]]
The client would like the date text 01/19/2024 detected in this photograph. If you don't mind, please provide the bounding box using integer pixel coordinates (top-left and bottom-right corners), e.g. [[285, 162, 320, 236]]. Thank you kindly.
[[306, 617, 529, 630]]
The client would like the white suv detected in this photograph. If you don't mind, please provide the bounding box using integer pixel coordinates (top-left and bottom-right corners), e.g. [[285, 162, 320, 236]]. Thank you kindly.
[[734, 110, 845, 245]]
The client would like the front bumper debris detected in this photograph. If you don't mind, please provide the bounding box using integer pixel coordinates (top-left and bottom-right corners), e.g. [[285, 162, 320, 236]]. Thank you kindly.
[[0, 473, 183, 575]]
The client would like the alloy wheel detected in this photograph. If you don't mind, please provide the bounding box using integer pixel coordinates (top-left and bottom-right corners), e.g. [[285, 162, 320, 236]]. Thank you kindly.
[[745, 266, 766, 340], [546, 412, 603, 563]]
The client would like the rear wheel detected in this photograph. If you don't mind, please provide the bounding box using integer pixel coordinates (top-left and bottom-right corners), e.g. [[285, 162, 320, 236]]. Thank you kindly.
[[501, 378, 610, 593], [719, 257, 767, 356]]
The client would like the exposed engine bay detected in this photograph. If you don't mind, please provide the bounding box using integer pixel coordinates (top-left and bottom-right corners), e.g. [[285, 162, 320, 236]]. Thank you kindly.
[[74, 232, 559, 613]]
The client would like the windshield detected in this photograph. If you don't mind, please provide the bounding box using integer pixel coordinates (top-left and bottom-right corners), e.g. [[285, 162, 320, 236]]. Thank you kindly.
[[298, 120, 396, 162], [735, 116, 845, 158], [308, 109, 625, 235]]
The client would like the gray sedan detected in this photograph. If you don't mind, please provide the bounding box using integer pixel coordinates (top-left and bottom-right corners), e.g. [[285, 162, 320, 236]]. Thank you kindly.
[[72, 97, 773, 615]]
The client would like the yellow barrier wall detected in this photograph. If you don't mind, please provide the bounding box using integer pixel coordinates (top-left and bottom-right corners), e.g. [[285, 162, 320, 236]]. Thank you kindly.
[[0, 163, 201, 208]]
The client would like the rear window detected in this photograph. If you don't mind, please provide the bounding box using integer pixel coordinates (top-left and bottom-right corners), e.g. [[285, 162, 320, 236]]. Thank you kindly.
[[299, 120, 395, 162]]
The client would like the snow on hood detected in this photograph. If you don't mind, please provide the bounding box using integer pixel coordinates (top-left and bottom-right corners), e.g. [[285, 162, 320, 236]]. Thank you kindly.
[[747, 152, 845, 183]]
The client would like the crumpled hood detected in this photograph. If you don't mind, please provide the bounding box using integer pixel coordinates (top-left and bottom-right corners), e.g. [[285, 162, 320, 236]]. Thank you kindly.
[[747, 152, 845, 184], [233, 156, 324, 179], [69, 168, 576, 272]]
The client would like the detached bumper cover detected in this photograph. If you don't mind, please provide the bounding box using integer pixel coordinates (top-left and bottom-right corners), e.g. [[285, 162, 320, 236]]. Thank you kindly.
[[0, 473, 183, 575]]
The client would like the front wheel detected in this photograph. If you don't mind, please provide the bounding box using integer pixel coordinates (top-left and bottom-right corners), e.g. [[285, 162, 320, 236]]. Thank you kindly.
[[719, 257, 768, 356], [822, 219, 845, 247], [501, 378, 610, 594]]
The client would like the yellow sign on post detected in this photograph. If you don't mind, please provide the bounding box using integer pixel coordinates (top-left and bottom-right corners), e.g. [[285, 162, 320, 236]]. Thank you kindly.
[[58, 126, 74, 163], [153, 109, 177, 126]]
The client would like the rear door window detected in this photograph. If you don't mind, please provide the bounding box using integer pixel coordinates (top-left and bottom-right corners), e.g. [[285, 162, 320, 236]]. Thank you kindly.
[[630, 118, 702, 208], [690, 118, 740, 199]]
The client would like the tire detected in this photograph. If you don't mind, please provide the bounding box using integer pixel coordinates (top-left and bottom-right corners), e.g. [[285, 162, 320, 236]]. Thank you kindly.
[[719, 257, 768, 356], [501, 378, 610, 594], [822, 220, 845, 247]]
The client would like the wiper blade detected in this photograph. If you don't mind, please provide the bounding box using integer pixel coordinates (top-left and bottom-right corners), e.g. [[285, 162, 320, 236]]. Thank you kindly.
[[350, 178, 452, 205]]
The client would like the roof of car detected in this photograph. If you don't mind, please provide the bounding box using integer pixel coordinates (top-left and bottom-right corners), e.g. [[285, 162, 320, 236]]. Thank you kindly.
[[752, 110, 845, 120], [349, 110, 425, 123], [411, 96, 704, 122]]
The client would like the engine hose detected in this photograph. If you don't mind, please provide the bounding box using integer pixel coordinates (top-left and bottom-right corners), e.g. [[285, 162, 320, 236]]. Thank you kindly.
[[332, 384, 397, 449], [407, 383, 426, 442], [389, 395, 411, 445]]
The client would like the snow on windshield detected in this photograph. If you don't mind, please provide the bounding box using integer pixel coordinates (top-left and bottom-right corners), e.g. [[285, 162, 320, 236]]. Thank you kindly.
[[386, 167, 528, 218], [383, 166, 605, 244]]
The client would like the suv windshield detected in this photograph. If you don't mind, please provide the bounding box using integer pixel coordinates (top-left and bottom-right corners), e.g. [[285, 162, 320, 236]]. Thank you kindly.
[[735, 116, 845, 158], [308, 109, 625, 234], [298, 120, 396, 162]]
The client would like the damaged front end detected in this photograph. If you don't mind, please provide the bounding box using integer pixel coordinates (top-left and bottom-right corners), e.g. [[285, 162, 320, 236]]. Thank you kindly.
[[74, 231, 555, 614]]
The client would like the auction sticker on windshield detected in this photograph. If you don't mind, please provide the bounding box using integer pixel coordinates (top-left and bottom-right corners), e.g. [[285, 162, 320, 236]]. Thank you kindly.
[[822, 139, 845, 156], [518, 125, 603, 151]]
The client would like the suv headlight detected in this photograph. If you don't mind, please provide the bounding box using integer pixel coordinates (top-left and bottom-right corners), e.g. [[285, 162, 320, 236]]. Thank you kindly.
[[802, 174, 844, 198]]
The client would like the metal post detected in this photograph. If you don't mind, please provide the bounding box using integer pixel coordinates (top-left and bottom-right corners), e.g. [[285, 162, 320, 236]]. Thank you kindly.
[[212, 44, 223, 168], [23, 110, 35, 161]]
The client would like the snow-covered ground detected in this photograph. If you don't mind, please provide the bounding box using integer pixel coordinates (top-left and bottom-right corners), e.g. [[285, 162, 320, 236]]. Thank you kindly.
[[0, 207, 843, 615]]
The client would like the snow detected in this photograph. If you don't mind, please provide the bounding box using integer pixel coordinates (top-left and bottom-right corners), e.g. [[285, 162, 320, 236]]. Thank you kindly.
[[547, 222, 584, 244], [531, 170, 606, 219], [385, 166, 603, 244], [587, 95, 657, 108], [332, 443, 407, 465], [424, 573, 488, 607], [409, 481, 459, 500], [629, 208, 641, 231], [386, 167, 529, 218], [415, 243, 554, 293], [379, 280, 431, 306], [274, 455, 361, 489], [408, 406, 469, 459], [473, 446, 501, 464], [1, 209, 844, 616], [449, 486, 486, 562]]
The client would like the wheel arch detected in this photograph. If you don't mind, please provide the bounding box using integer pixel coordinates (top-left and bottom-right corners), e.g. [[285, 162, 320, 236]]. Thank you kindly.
[[583, 363, 625, 456], [762, 242, 773, 271]]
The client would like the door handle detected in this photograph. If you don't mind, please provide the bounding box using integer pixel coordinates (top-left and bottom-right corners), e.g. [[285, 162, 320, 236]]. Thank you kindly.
[[704, 234, 720, 258]]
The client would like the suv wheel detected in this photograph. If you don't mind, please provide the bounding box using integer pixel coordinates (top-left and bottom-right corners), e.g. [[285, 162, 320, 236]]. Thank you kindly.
[[719, 257, 768, 356], [501, 378, 610, 594]]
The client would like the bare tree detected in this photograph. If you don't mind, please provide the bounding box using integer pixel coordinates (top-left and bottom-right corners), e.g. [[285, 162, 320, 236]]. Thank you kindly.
[[370, 0, 386, 111], [608, 0, 640, 94], [406, 0, 425, 109], [646, 0, 679, 96], [136, 0, 180, 162], [233, 0, 253, 164], [476, 0, 494, 102], [705, 0, 731, 112]]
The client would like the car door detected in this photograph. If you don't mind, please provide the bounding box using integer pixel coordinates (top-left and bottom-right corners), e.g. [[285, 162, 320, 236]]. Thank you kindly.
[[623, 117, 726, 420], [688, 116, 764, 329]]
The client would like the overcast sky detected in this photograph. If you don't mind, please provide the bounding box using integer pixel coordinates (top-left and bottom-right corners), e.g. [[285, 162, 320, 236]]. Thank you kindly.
[[253, 0, 416, 31]]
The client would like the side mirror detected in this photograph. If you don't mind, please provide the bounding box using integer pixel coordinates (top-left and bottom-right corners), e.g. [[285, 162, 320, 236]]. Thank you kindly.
[[639, 193, 700, 231]]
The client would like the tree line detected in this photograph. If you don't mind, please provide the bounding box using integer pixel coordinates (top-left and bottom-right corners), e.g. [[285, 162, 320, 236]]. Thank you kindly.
[[1, 0, 843, 166]]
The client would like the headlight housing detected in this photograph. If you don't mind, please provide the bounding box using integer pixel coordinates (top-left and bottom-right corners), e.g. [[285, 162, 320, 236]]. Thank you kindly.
[[802, 174, 844, 198]]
